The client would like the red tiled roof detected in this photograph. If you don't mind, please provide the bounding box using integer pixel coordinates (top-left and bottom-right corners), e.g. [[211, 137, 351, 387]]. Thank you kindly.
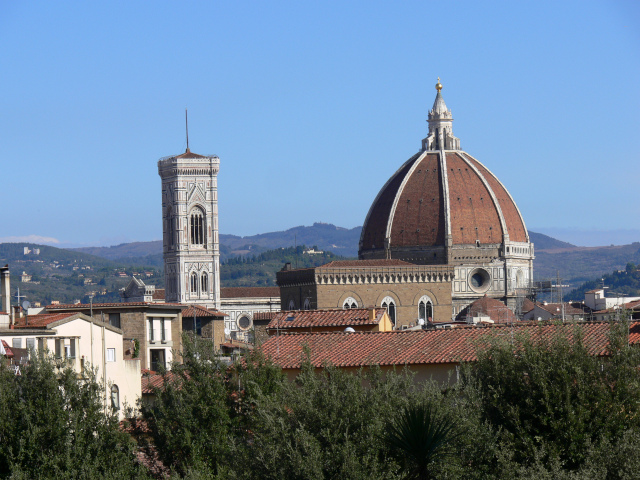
[[152, 289, 165, 300], [182, 305, 227, 318], [260, 321, 640, 369], [464, 295, 516, 323], [220, 287, 280, 299], [175, 149, 208, 159], [360, 153, 422, 251], [462, 152, 527, 243], [360, 150, 529, 253], [267, 308, 385, 330], [319, 259, 414, 268], [521, 298, 536, 314], [536, 302, 589, 316], [141, 369, 182, 394], [1, 340, 14, 358], [46, 302, 184, 309], [13, 312, 77, 328], [254, 311, 278, 321]]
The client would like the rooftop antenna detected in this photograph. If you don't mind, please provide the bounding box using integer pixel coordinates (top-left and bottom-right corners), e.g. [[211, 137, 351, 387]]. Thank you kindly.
[[185, 108, 190, 152]]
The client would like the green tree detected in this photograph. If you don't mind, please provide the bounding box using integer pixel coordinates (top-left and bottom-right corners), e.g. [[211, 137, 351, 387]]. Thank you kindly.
[[0, 354, 145, 479], [385, 402, 459, 480], [468, 322, 640, 471], [138, 334, 236, 477]]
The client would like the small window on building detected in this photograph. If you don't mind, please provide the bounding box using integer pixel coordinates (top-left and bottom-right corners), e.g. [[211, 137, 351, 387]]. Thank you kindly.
[[106, 348, 116, 362], [26, 338, 35, 351], [190, 208, 205, 245], [109, 313, 121, 329], [201, 273, 208, 294], [111, 385, 120, 411], [381, 296, 396, 326], [191, 272, 198, 294], [148, 318, 155, 342], [418, 296, 434, 323], [150, 349, 166, 372], [343, 297, 358, 309], [12, 338, 22, 349]]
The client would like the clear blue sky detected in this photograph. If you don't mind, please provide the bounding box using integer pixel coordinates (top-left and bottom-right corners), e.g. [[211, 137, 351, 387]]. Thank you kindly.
[[1, 1, 639, 247]]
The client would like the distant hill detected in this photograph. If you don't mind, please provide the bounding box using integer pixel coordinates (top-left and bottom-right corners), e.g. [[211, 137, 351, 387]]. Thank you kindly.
[[71, 241, 163, 260], [0, 243, 162, 305], [534, 243, 640, 286], [566, 262, 640, 302], [220, 222, 361, 258], [63, 225, 640, 296], [529, 231, 575, 251]]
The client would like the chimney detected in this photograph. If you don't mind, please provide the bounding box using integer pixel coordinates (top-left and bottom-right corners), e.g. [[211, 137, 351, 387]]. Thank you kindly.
[[369, 308, 376, 322]]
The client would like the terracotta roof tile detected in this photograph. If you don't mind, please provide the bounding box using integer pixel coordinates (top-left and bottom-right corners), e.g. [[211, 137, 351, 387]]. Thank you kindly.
[[267, 308, 385, 330], [152, 289, 165, 300], [220, 287, 280, 298], [182, 305, 227, 318], [462, 295, 517, 323], [521, 298, 536, 314], [259, 321, 637, 369], [13, 312, 76, 328], [1, 340, 14, 358], [361, 153, 422, 251], [46, 302, 184, 309], [254, 311, 278, 321], [536, 302, 590, 315]]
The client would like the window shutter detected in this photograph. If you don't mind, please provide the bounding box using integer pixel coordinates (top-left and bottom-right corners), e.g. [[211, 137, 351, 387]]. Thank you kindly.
[[69, 339, 76, 358], [55, 339, 61, 358]]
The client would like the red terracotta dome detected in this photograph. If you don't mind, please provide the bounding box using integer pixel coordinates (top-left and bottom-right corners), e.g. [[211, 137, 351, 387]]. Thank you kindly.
[[359, 80, 530, 265]]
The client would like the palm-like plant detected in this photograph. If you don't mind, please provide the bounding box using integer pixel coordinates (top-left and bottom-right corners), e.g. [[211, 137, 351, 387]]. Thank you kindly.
[[385, 402, 459, 480]]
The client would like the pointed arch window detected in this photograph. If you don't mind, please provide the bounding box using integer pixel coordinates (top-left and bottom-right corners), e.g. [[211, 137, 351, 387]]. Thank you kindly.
[[190, 208, 205, 245], [381, 296, 396, 326], [190, 272, 198, 294], [201, 273, 208, 294], [303, 298, 311, 310], [288, 299, 295, 310], [343, 297, 358, 309], [418, 295, 434, 322]]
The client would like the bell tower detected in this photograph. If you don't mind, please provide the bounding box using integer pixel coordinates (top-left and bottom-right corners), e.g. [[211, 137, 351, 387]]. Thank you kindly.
[[158, 123, 221, 308]]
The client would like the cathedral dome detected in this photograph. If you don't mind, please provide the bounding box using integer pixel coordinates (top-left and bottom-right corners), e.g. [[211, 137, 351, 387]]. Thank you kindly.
[[359, 81, 530, 265]]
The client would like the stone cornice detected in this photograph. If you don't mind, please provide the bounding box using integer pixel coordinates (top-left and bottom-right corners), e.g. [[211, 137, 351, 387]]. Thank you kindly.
[[278, 264, 455, 288]]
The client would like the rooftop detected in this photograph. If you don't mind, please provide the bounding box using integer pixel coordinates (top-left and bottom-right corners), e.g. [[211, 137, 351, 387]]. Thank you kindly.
[[259, 321, 640, 370], [267, 308, 386, 330]]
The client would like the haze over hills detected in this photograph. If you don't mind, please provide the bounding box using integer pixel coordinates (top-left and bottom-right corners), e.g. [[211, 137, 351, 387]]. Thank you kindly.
[[66, 223, 640, 292], [3, 224, 640, 304]]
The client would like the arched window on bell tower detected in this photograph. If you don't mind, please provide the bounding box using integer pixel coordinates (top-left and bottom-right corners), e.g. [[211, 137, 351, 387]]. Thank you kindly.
[[201, 273, 208, 294], [190, 272, 198, 294], [190, 208, 205, 246]]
